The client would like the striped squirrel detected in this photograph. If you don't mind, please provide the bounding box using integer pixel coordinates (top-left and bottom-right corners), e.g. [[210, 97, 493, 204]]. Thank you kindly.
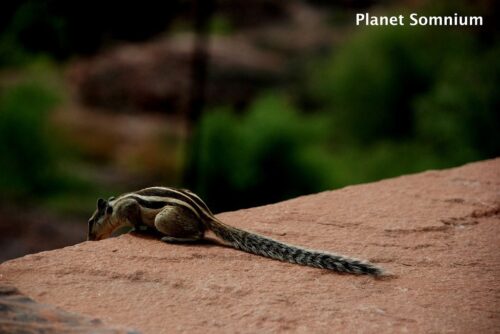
[[88, 187, 385, 276]]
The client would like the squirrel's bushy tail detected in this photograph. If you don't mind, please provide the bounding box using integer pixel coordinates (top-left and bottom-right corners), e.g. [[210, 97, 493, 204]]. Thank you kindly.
[[207, 219, 384, 276]]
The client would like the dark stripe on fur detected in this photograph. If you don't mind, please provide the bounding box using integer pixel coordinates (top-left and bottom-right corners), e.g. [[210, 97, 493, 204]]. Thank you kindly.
[[128, 195, 203, 221], [177, 189, 213, 214], [128, 196, 168, 209], [135, 187, 212, 218]]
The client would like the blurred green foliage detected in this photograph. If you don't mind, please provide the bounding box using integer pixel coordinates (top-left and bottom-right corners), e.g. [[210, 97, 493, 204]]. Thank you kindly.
[[0, 64, 123, 214], [0, 79, 60, 199], [308, 26, 471, 142], [415, 44, 500, 161], [1, 1, 498, 215], [192, 94, 334, 211], [193, 24, 499, 212], [305, 25, 499, 175]]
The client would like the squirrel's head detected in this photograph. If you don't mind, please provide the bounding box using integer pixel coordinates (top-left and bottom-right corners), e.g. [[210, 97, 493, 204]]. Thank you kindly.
[[87, 198, 114, 241]]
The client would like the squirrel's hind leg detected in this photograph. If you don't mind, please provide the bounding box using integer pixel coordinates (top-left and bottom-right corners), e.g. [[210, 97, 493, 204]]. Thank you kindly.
[[154, 205, 205, 243]]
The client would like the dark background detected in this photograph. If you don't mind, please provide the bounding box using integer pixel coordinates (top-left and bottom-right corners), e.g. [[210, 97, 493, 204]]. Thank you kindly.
[[0, 0, 498, 261]]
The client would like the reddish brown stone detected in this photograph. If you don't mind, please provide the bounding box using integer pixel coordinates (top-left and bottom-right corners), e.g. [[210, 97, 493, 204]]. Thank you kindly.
[[0, 284, 139, 333], [1, 159, 499, 333]]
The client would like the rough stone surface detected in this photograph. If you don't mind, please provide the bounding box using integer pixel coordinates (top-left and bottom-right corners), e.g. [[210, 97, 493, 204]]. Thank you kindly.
[[1, 159, 499, 333], [0, 284, 139, 333]]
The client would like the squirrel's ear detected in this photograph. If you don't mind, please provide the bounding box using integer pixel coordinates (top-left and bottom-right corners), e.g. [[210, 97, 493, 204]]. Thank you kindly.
[[97, 198, 106, 210], [106, 205, 113, 215]]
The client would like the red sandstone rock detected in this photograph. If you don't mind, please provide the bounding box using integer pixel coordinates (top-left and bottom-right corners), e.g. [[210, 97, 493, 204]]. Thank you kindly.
[[0, 284, 138, 333], [1, 159, 499, 333]]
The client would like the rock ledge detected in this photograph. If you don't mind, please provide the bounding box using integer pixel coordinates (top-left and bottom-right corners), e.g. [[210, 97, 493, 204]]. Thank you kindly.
[[1, 158, 499, 333]]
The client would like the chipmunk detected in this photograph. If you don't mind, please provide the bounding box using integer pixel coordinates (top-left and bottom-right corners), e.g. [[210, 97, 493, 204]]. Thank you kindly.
[[88, 187, 384, 276]]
